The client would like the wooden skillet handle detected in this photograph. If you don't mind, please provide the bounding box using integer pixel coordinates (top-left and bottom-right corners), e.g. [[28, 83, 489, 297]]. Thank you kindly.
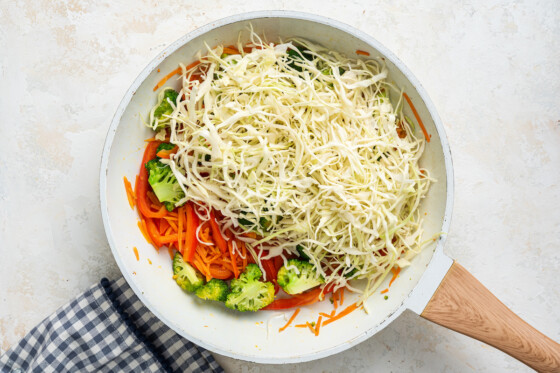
[[421, 262, 560, 372]]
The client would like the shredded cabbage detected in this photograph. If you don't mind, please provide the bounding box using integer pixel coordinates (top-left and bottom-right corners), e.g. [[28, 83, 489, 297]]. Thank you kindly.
[[150, 30, 434, 305]]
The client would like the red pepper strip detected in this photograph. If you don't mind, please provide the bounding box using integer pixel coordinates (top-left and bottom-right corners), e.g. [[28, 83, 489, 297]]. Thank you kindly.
[[261, 259, 279, 294], [136, 141, 167, 218], [144, 217, 162, 248], [254, 247, 280, 292], [273, 256, 284, 270], [209, 210, 227, 253], [183, 203, 199, 263], [263, 285, 334, 310]]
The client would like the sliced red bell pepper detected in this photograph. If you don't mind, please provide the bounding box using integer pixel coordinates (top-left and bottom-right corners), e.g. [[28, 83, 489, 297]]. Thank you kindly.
[[263, 284, 335, 310]]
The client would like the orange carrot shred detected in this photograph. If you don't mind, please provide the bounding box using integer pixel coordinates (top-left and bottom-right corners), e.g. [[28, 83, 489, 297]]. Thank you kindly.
[[177, 206, 184, 254], [133, 247, 139, 261], [319, 312, 333, 319], [294, 324, 308, 328], [167, 246, 174, 260], [322, 303, 359, 327], [403, 92, 430, 142], [314, 316, 323, 336], [356, 49, 370, 56], [222, 46, 240, 55], [389, 267, 401, 287], [153, 67, 181, 91], [306, 322, 315, 334], [340, 288, 345, 306], [381, 288, 389, 294], [123, 176, 135, 209], [279, 308, 301, 332]]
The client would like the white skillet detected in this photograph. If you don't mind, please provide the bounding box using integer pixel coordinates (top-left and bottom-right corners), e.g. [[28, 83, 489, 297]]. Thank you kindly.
[[100, 11, 560, 370]]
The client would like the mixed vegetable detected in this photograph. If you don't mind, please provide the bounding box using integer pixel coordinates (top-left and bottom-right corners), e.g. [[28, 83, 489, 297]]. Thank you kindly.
[[124, 31, 433, 319]]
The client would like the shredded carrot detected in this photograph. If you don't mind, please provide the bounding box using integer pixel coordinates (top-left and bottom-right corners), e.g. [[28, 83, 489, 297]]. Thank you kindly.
[[314, 316, 323, 336], [389, 267, 401, 287], [278, 308, 301, 332], [356, 49, 370, 56], [330, 309, 336, 317], [177, 206, 184, 254], [319, 312, 333, 319], [294, 324, 308, 328], [167, 246, 174, 259], [123, 176, 135, 209], [381, 288, 389, 294], [133, 247, 139, 261], [166, 218, 178, 231], [156, 146, 178, 159], [333, 290, 338, 310], [223, 46, 240, 55], [402, 92, 430, 142], [340, 288, 345, 306], [153, 67, 181, 91], [158, 218, 170, 235], [228, 240, 240, 278], [322, 303, 359, 327], [306, 322, 315, 334], [153, 61, 201, 91]]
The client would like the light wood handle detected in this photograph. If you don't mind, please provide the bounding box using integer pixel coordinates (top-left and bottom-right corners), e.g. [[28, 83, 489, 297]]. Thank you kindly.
[[422, 262, 560, 372]]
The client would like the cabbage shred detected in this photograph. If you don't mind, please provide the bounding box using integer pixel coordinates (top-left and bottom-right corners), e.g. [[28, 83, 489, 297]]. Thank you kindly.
[[150, 31, 433, 305]]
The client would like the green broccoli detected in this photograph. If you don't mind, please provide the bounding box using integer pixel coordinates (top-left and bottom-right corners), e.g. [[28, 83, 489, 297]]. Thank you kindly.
[[296, 244, 311, 261], [145, 159, 185, 211], [152, 88, 179, 130], [225, 264, 275, 312], [156, 142, 175, 154], [173, 253, 204, 292], [287, 46, 312, 72], [277, 259, 324, 295], [238, 210, 282, 235], [196, 279, 229, 302], [344, 268, 358, 279]]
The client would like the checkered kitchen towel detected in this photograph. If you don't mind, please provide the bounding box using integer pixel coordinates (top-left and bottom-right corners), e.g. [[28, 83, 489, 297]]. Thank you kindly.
[[0, 277, 223, 373]]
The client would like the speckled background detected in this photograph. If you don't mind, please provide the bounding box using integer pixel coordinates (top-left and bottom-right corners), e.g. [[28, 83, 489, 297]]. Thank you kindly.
[[1, 1, 559, 372]]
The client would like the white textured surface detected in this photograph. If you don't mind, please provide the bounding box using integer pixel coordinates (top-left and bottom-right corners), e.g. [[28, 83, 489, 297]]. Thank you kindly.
[[0, 1, 558, 372]]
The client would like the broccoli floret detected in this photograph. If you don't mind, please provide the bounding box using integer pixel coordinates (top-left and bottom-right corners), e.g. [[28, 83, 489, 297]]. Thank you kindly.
[[225, 264, 275, 312], [277, 259, 324, 295], [238, 211, 282, 235], [145, 159, 185, 211], [344, 268, 358, 279], [287, 46, 312, 72], [152, 89, 179, 130], [173, 253, 204, 292], [296, 244, 311, 261], [156, 142, 175, 154], [196, 279, 229, 302]]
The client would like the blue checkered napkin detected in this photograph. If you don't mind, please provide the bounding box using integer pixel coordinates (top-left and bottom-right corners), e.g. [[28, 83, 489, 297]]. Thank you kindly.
[[0, 277, 223, 373]]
